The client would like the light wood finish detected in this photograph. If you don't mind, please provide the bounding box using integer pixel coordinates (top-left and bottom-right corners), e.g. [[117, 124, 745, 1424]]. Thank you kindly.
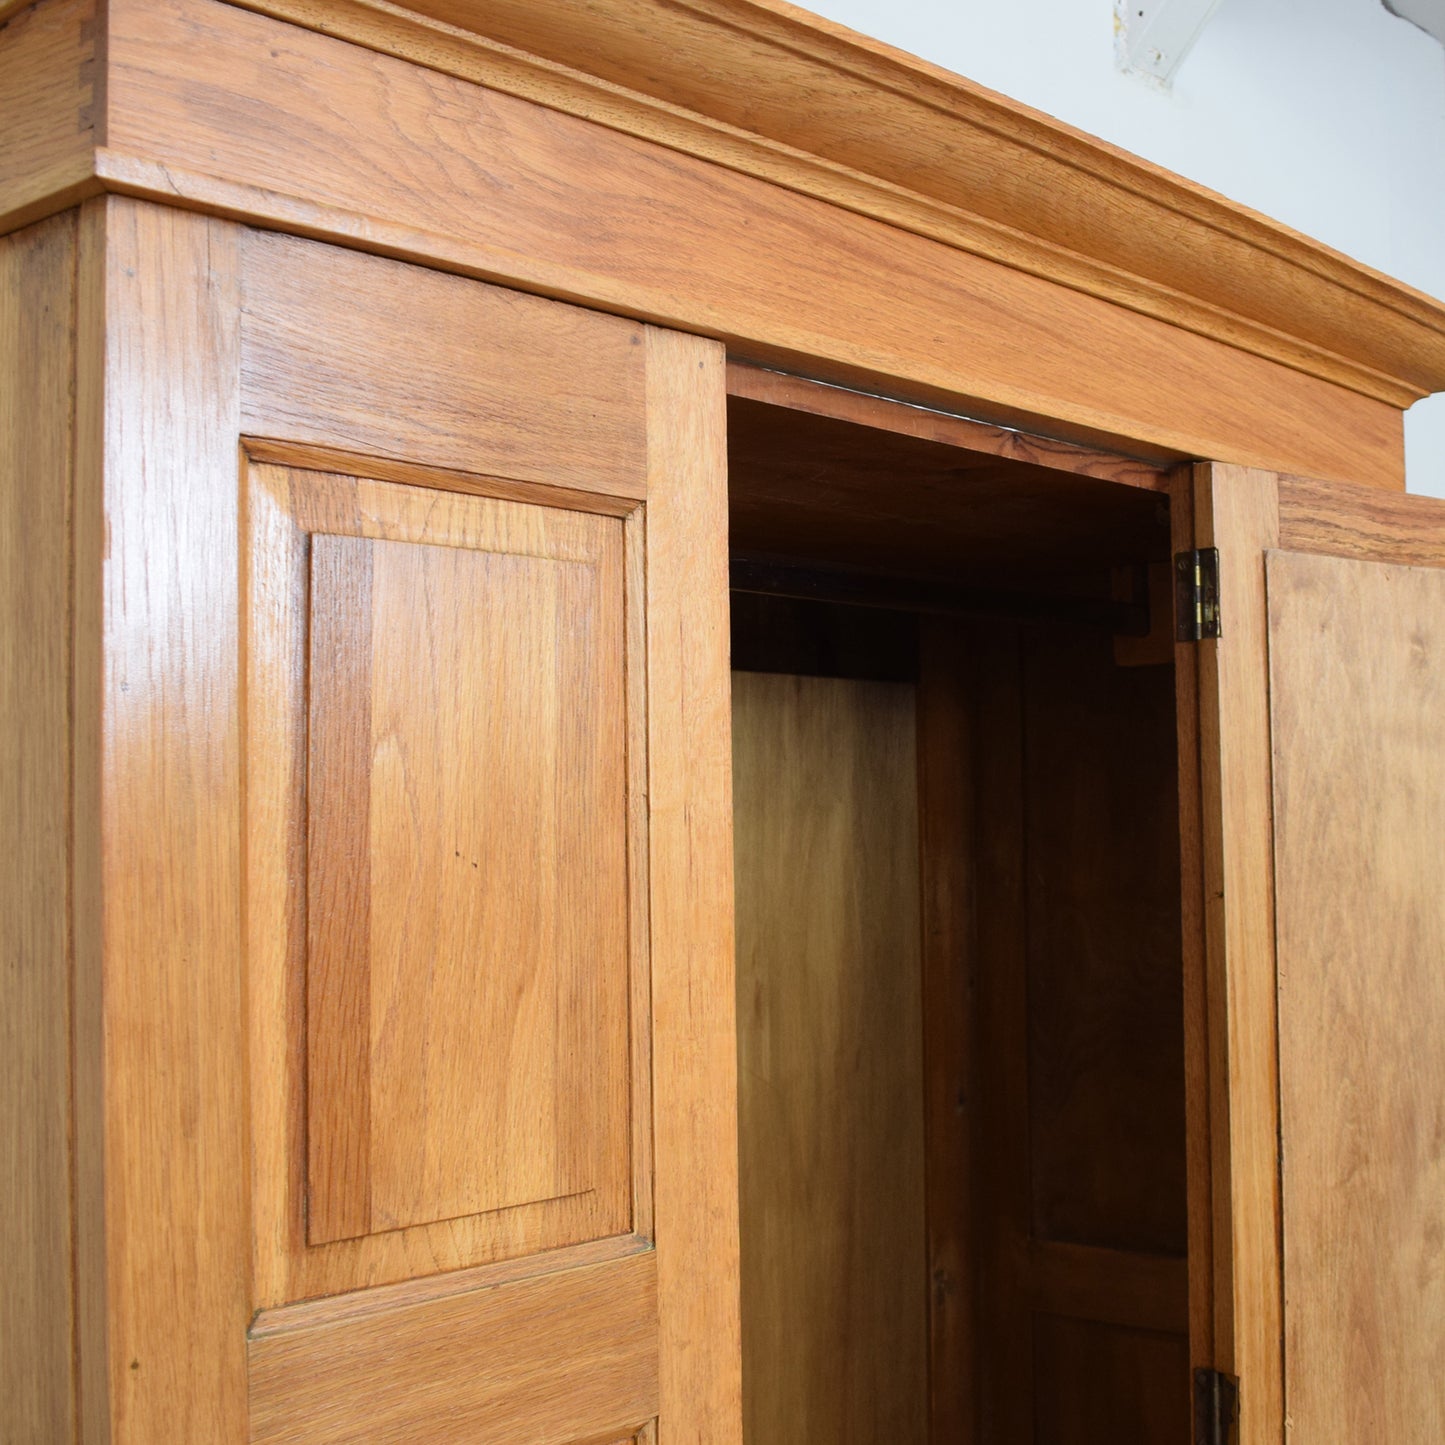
[[727, 363, 1171, 491], [246, 464, 634, 1298], [90, 0, 1405, 486], [1268, 550, 1445, 1443], [224, 0, 1445, 408], [3, 0, 1416, 482], [249, 1251, 660, 1445], [240, 231, 648, 497], [56, 194, 742, 1441], [732, 672, 928, 1445], [643, 326, 744, 1442], [5, 0, 1435, 468], [1278, 470, 1445, 565], [1, 211, 78, 1445], [0, 0, 100, 232], [1170, 466, 1217, 1381], [1192, 462, 1285, 1441], [917, 621, 978, 1442], [87, 196, 252, 1441], [13, 0, 1445, 418], [71, 192, 109, 1445]]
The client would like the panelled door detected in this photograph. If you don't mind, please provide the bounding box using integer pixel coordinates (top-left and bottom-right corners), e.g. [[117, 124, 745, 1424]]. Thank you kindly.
[[1185, 462, 1445, 1443], [87, 196, 741, 1443]]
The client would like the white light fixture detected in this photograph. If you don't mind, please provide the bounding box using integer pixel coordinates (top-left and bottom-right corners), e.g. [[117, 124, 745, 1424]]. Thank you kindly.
[[1115, 0, 1225, 87], [1384, 0, 1445, 47]]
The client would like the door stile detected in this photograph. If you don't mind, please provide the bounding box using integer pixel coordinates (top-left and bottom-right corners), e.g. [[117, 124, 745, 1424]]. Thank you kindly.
[[642, 325, 744, 1443], [1171, 463, 1216, 1394], [1190, 462, 1286, 1442], [85, 194, 253, 1444]]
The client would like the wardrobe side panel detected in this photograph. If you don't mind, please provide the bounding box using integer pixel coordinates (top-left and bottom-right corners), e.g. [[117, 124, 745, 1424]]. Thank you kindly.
[[732, 672, 928, 1445], [0, 210, 78, 1444]]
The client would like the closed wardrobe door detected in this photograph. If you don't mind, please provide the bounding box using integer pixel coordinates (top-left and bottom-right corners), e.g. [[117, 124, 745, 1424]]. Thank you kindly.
[[1185, 461, 1445, 1444], [84, 197, 740, 1445]]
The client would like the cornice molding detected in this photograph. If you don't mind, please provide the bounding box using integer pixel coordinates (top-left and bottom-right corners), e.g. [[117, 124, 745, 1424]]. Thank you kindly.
[[229, 0, 1445, 407]]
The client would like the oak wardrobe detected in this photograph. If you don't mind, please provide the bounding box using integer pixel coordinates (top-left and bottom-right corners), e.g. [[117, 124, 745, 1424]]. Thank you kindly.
[[6, 0, 1445, 1440]]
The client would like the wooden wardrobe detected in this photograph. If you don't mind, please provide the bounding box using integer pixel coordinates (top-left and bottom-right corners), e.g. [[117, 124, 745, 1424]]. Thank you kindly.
[[5, 0, 1445, 1441]]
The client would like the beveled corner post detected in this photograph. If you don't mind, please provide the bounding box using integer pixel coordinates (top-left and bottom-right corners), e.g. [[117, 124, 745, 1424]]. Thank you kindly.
[[3, 0, 1444, 485]]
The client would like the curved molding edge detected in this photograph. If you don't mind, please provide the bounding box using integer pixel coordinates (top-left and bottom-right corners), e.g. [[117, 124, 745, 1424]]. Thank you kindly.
[[230, 0, 1445, 407]]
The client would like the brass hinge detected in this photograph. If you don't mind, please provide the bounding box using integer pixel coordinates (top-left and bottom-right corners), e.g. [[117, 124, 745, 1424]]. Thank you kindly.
[[1194, 1367, 1239, 1445], [1175, 548, 1222, 641]]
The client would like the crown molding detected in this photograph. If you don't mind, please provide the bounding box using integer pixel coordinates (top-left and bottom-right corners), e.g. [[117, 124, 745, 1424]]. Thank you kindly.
[[223, 0, 1445, 408]]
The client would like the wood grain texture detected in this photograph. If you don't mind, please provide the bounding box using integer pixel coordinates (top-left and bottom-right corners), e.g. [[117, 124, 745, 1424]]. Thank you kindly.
[[1027, 1242, 1187, 1337], [643, 326, 743, 1442], [1278, 470, 1445, 566], [247, 467, 635, 1303], [99, 0, 1406, 487], [0, 209, 77, 1445], [1192, 462, 1285, 1442], [0, 0, 100, 235], [1031, 1313, 1191, 1445], [304, 532, 374, 1245], [248, 1251, 660, 1445], [223, 0, 1445, 408], [312, 511, 627, 1241], [71, 190, 109, 1445], [972, 622, 1191, 1440], [1170, 466, 1217, 1379], [1268, 550, 1445, 1443], [240, 230, 648, 497], [726, 364, 1171, 491], [970, 627, 1034, 1445], [732, 672, 928, 1445], [726, 393, 1171, 600], [1021, 630, 1186, 1260], [88, 196, 251, 1442], [917, 621, 978, 1443]]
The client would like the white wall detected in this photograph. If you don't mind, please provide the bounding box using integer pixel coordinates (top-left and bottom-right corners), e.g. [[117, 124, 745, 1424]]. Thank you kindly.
[[794, 0, 1445, 495]]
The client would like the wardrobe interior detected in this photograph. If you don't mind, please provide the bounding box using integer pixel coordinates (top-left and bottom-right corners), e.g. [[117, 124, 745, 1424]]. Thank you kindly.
[[727, 368, 1192, 1444]]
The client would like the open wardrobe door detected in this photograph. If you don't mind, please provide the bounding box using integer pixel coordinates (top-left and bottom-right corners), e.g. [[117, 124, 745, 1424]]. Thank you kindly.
[[1186, 462, 1445, 1444]]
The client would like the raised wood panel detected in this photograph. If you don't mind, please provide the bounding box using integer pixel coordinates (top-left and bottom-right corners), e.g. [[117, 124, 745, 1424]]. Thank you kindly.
[[248, 465, 635, 1301], [972, 622, 1189, 1441], [1021, 631, 1186, 1258], [0, 210, 77, 1445], [248, 1251, 660, 1445], [1268, 550, 1445, 1443], [307, 518, 626, 1241], [732, 671, 928, 1445], [239, 231, 648, 497], [100, 0, 1405, 487], [0, 0, 99, 233], [1031, 1314, 1191, 1445]]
